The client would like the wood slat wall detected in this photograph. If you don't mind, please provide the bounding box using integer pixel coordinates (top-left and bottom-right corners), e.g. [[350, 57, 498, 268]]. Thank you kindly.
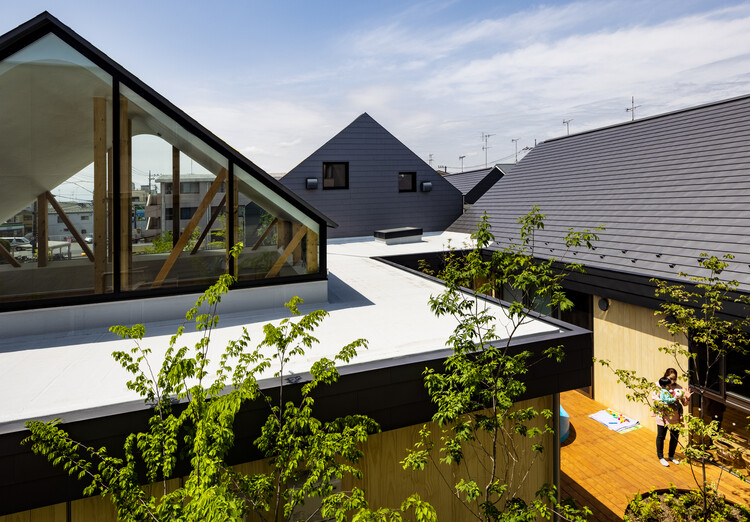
[[1, 397, 553, 522], [593, 296, 688, 433]]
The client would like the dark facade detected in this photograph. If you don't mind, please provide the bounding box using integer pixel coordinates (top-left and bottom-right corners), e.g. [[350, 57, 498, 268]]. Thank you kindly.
[[443, 164, 511, 205], [281, 113, 463, 239]]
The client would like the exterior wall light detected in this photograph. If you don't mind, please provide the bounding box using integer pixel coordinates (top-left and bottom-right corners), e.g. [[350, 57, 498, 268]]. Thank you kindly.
[[306, 178, 318, 190], [598, 298, 610, 312], [420, 181, 432, 192]]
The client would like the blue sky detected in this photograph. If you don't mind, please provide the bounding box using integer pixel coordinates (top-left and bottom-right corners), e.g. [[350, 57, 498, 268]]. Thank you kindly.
[[3, 0, 750, 175]]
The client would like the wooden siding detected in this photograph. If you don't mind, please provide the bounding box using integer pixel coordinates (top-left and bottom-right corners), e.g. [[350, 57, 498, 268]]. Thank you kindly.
[[592, 296, 688, 433], [1, 397, 553, 522], [281, 113, 463, 239]]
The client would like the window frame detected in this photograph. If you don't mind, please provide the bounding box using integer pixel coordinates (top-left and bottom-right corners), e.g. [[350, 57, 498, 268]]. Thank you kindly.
[[322, 162, 349, 190], [398, 172, 417, 193]]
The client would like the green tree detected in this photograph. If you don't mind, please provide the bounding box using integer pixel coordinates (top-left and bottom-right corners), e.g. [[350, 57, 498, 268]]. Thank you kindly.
[[598, 254, 750, 520], [23, 244, 433, 521], [402, 208, 599, 521]]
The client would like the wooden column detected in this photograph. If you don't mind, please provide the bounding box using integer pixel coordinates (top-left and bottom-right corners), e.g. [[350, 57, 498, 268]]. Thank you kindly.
[[292, 223, 302, 264], [306, 229, 318, 273], [119, 96, 131, 290], [172, 146, 180, 246], [94, 97, 108, 293], [277, 220, 291, 249], [37, 194, 47, 267]]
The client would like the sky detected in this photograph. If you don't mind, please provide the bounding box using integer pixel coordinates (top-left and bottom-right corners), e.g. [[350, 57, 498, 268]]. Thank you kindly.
[[3, 0, 750, 180]]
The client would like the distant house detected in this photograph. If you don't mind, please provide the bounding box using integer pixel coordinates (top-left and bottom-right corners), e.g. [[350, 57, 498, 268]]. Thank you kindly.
[[450, 93, 750, 447], [280, 113, 463, 239], [443, 164, 512, 208]]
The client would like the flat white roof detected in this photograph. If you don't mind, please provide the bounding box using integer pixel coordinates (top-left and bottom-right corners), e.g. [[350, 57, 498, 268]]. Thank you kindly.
[[0, 232, 562, 430]]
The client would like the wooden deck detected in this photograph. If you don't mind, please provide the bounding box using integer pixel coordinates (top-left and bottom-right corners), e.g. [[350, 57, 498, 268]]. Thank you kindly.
[[560, 390, 750, 520]]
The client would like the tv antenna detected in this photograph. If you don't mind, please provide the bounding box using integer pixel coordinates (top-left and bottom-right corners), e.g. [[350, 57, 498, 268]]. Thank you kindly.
[[428, 153, 433, 167], [459, 155, 466, 172], [626, 96, 641, 121], [512, 138, 520, 163], [563, 119, 572, 136], [481, 133, 494, 167]]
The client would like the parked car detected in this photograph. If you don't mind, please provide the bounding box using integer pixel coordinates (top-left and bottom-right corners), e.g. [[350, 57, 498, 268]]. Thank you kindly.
[[84, 236, 93, 244], [1, 237, 31, 248]]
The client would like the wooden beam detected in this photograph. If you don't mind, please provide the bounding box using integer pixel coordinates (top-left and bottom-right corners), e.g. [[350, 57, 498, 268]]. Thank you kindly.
[[251, 217, 278, 251], [95, 97, 109, 293], [172, 146, 180, 247], [306, 229, 318, 274], [46, 192, 94, 262], [190, 195, 226, 255], [152, 169, 228, 288], [37, 194, 47, 268], [119, 96, 131, 289], [266, 225, 308, 278], [0, 242, 20, 268]]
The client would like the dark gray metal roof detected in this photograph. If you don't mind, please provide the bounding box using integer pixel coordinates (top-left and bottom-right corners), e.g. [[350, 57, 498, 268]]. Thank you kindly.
[[280, 113, 462, 238], [450, 94, 750, 292], [443, 164, 514, 204]]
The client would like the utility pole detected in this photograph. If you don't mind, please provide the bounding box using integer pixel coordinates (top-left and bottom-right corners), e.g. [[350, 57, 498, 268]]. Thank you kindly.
[[626, 96, 640, 121], [563, 119, 572, 136], [459, 155, 466, 172], [512, 138, 519, 163], [481, 132, 494, 168]]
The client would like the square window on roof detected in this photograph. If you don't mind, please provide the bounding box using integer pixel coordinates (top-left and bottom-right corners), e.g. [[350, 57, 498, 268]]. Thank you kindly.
[[323, 162, 348, 189], [398, 172, 416, 192]]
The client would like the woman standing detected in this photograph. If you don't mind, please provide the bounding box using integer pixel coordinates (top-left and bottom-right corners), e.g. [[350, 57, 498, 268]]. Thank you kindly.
[[653, 368, 692, 467]]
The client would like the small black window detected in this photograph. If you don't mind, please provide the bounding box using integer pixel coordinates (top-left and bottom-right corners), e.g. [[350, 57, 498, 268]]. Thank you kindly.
[[165, 208, 173, 221], [398, 172, 416, 192], [164, 183, 172, 195], [323, 162, 348, 189]]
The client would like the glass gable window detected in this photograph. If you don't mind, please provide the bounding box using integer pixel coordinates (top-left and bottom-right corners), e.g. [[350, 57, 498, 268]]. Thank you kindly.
[[234, 166, 320, 281], [120, 84, 229, 291], [322, 162, 348, 189], [0, 34, 113, 303], [0, 21, 325, 309]]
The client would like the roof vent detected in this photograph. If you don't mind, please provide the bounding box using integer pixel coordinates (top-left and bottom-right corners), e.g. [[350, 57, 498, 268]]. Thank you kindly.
[[631, 259, 637, 263], [621, 249, 627, 254], [600, 255, 605, 259], [669, 263, 676, 268], [656, 253, 662, 258]]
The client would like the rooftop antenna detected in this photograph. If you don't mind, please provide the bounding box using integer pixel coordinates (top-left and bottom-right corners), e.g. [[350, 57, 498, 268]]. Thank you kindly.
[[512, 138, 519, 163], [563, 119, 572, 135], [459, 155, 466, 172], [428, 154, 433, 167], [481, 133, 494, 167], [626, 96, 640, 121]]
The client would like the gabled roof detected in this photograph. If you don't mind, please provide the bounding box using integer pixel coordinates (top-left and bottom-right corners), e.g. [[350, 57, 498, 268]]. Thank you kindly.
[[450, 93, 750, 292], [0, 12, 335, 228], [443, 164, 512, 204]]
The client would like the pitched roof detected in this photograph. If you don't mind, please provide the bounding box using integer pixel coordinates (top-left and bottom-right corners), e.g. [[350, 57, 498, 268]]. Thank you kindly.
[[443, 164, 513, 204], [0, 12, 335, 228], [450, 94, 750, 291]]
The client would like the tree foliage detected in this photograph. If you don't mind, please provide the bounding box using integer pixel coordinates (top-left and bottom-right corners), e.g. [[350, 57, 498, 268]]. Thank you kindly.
[[402, 208, 599, 521], [598, 254, 750, 519], [23, 244, 432, 521]]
